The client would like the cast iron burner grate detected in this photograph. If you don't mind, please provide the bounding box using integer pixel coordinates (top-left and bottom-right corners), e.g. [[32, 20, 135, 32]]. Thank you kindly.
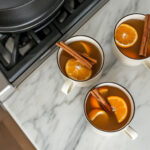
[[0, 23, 61, 82]]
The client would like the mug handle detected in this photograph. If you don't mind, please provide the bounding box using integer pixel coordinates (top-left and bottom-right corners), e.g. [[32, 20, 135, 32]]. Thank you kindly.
[[143, 60, 150, 70], [123, 126, 138, 140], [61, 80, 75, 95]]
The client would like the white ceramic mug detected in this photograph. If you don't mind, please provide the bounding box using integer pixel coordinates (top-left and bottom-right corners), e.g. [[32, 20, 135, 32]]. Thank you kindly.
[[112, 13, 150, 69], [84, 82, 138, 140], [57, 35, 104, 95]]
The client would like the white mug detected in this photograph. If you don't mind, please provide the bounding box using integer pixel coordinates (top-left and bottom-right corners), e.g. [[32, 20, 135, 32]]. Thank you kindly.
[[57, 35, 104, 95], [112, 13, 150, 69], [84, 82, 138, 140]]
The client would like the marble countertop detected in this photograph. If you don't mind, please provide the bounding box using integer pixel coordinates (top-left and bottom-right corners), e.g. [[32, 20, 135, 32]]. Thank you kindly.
[[3, 0, 150, 149]]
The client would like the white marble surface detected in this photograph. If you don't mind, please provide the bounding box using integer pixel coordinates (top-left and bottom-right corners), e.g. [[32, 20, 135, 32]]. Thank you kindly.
[[3, 0, 150, 149]]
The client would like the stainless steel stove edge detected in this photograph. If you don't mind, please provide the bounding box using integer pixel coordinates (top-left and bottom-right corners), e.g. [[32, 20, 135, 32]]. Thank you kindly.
[[0, 71, 15, 102]]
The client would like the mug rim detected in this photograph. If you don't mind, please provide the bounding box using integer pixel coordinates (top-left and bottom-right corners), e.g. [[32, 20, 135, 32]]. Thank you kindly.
[[57, 35, 105, 83], [84, 82, 135, 133], [113, 13, 150, 61]]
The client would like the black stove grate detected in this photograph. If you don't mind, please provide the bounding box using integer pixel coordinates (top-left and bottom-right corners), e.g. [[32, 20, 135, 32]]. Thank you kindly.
[[54, 0, 100, 34], [0, 24, 61, 82]]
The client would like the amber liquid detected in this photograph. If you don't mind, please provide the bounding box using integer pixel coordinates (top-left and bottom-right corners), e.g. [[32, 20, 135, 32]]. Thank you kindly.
[[86, 86, 132, 131], [59, 41, 102, 80], [116, 19, 150, 59]]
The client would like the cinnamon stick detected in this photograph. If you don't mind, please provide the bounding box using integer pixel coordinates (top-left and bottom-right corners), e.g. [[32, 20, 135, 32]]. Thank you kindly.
[[144, 15, 150, 56], [56, 42, 97, 69], [81, 53, 97, 64], [90, 89, 112, 112], [139, 14, 150, 57]]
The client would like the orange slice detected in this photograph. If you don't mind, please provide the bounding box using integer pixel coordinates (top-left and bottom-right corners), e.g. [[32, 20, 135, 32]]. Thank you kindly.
[[90, 96, 101, 109], [115, 24, 138, 48], [88, 109, 109, 121], [107, 96, 128, 123], [65, 58, 92, 80], [99, 88, 109, 96], [80, 41, 91, 54]]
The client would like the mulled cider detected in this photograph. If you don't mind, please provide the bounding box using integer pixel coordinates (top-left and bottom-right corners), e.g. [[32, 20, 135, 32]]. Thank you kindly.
[[115, 14, 150, 59], [85, 83, 134, 131], [58, 40, 102, 81]]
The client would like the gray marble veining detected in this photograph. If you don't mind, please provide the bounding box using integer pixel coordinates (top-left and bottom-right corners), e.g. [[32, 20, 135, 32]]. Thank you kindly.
[[3, 0, 150, 149]]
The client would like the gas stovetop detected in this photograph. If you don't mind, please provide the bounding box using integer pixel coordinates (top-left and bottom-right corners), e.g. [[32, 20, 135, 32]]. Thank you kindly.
[[0, 0, 109, 102]]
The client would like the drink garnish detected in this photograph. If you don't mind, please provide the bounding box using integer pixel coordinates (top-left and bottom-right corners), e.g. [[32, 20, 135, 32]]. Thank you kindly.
[[90, 88, 112, 112], [81, 53, 97, 65], [80, 41, 91, 54], [90, 95, 101, 109], [89, 88, 109, 109], [56, 41, 97, 69], [99, 88, 109, 96], [107, 96, 128, 123], [65, 58, 92, 80], [115, 24, 138, 48], [139, 14, 150, 57], [88, 109, 109, 121]]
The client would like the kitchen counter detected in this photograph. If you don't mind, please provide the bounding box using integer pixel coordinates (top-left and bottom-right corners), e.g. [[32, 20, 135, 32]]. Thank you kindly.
[[3, 0, 150, 149]]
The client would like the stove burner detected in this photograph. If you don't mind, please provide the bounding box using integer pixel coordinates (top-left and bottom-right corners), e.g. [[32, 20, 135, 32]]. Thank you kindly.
[[0, 23, 61, 82], [0, 33, 35, 69], [54, 0, 100, 34]]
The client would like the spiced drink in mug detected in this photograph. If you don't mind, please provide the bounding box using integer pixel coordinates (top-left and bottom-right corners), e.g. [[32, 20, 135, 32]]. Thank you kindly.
[[113, 13, 150, 69], [56, 36, 104, 95], [84, 82, 138, 140]]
